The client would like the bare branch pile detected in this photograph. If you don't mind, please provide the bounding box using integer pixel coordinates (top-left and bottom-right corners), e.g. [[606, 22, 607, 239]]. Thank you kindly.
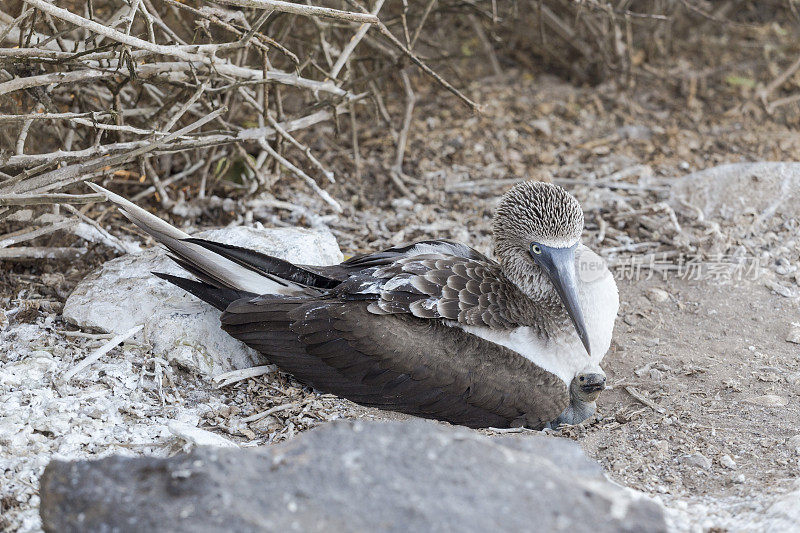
[[1, 0, 796, 263], [0, 0, 482, 224]]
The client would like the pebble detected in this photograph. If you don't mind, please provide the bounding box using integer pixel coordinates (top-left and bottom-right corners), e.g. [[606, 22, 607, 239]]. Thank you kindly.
[[719, 455, 737, 469], [644, 338, 660, 347], [788, 435, 800, 454], [529, 119, 551, 137], [681, 452, 712, 470], [645, 288, 670, 303], [623, 314, 638, 326], [390, 198, 415, 210], [743, 395, 789, 407], [6, 209, 33, 222], [786, 323, 800, 345], [765, 279, 796, 298]]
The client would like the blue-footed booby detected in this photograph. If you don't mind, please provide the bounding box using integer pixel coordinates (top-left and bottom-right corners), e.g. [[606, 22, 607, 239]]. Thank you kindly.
[[88, 180, 618, 429]]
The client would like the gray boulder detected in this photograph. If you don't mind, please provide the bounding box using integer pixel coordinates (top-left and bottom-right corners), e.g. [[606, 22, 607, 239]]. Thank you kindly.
[[40, 419, 666, 533], [62, 226, 342, 377], [669, 162, 800, 223]]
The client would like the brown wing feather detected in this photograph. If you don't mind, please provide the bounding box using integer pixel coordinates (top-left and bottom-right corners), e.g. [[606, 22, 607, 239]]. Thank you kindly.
[[221, 297, 568, 429], [349, 254, 536, 329]]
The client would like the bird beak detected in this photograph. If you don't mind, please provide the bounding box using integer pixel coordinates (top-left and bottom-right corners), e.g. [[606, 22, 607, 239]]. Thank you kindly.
[[532, 244, 591, 356], [577, 372, 606, 399]]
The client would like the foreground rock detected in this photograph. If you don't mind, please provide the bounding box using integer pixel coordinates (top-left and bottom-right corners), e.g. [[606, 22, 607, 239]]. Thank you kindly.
[[40, 419, 667, 533], [62, 226, 342, 377]]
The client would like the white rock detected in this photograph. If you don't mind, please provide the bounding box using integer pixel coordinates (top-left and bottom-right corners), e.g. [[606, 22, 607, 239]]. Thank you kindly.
[[645, 288, 670, 303], [0, 351, 57, 387], [529, 119, 551, 137], [680, 452, 711, 470], [787, 435, 800, 454], [765, 480, 800, 532], [719, 455, 736, 469], [63, 226, 342, 377], [670, 162, 800, 222], [6, 208, 33, 222], [743, 395, 788, 408], [167, 422, 238, 448], [787, 323, 800, 345]]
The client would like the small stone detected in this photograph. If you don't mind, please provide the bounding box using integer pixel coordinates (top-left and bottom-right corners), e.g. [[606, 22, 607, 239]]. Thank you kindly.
[[787, 323, 800, 345], [6, 209, 33, 222], [167, 422, 238, 448], [680, 452, 711, 470], [390, 198, 414, 210], [756, 371, 781, 383], [644, 338, 660, 347], [529, 119, 551, 137], [645, 288, 670, 303], [733, 474, 746, 484], [250, 416, 279, 432], [719, 455, 736, 469], [765, 279, 796, 298], [743, 395, 788, 407], [787, 435, 800, 454]]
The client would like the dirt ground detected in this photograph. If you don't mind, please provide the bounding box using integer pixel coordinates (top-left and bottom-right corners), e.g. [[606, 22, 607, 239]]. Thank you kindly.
[[3, 66, 800, 531], [584, 276, 800, 529]]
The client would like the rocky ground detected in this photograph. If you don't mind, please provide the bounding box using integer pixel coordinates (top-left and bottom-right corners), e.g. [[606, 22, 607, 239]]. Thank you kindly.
[[2, 70, 800, 531]]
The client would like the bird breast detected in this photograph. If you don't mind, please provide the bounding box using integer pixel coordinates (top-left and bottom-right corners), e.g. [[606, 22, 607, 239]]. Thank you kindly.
[[575, 244, 619, 368], [454, 244, 618, 385]]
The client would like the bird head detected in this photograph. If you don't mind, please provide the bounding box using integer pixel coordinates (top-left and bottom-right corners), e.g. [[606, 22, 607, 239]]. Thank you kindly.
[[548, 368, 606, 428], [492, 181, 590, 355], [570, 369, 606, 403]]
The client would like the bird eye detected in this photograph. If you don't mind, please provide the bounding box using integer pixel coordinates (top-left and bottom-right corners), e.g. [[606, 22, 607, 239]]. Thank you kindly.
[[530, 243, 542, 255]]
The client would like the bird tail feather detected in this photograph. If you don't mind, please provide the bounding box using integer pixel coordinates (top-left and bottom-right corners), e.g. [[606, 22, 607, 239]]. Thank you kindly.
[[183, 238, 341, 289], [152, 272, 256, 311], [87, 183, 308, 296]]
